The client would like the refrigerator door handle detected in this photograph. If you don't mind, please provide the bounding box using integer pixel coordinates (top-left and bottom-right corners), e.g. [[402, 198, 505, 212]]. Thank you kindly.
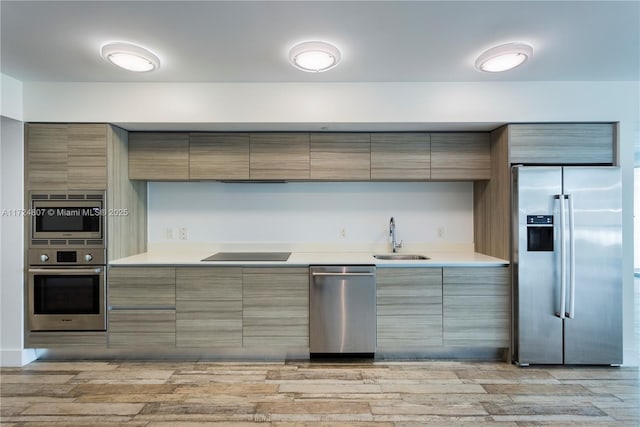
[[555, 194, 567, 319], [566, 194, 576, 319]]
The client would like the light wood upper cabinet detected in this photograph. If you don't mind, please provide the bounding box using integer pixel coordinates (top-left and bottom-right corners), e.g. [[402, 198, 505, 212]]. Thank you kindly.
[[26, 123, 107, 191], [431, 133, 491, 180], [176, 267, 243, 348], [442, 267, 510, 347], [128, 133, 189, 180], [249, 133, 310, 180], [67, 125, 108, 190], [377, 268, 443, 351], [189, 133, 250, 180], [509, 123, 615, 165], [242, 268, 309, 348], [370, 133, 430, 180], [310, 133, 370, 180]]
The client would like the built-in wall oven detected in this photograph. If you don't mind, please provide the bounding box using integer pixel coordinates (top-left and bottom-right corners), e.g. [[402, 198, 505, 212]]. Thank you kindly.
[[27, 192, 107, 331]]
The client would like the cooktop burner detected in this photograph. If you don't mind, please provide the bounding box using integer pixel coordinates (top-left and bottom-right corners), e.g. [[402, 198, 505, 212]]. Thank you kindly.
[[201, 252, 292, 262]]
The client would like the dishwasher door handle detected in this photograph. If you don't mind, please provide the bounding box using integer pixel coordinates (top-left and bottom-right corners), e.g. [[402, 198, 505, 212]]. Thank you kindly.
[[311, 272, 375, 277]]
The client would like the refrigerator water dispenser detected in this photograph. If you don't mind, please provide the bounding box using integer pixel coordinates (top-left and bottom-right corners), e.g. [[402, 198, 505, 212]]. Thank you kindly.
[[526, 215, 553, 251]]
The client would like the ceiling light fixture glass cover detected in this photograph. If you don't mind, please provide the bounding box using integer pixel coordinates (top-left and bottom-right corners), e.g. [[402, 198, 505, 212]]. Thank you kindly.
[[475, 42, 533, 72], [101, 42, 160, 72], [289, 41, 341, 72]]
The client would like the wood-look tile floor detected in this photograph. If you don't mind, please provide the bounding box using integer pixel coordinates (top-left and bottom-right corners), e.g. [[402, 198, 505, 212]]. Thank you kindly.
[[1, 360, 638, 426]]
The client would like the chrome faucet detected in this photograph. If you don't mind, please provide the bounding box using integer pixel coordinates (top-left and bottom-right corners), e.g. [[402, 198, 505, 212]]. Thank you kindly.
[[389, 217, 403, 253]]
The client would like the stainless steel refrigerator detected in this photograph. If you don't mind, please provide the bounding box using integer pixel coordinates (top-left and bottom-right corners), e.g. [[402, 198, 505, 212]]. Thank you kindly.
[[512, 166, 622, 366]]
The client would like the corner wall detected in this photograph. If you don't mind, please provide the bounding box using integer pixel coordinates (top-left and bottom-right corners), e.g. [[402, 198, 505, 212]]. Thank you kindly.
[[0, 116, 36, 366]]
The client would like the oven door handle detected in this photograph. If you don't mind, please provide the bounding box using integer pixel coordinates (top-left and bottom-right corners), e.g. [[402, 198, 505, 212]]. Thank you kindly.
[[29, 268, 102, 274]]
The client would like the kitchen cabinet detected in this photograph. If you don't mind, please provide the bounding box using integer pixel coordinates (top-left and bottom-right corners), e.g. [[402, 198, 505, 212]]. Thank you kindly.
[[242, 268, 309, 348], [176, 267, 243, 348], [189, 133, 250, 180], [377, 268, 443, 351], [249, 133, 310, 180], [509, 123, 615, 164], [442, 267, 510, 347], [26, 332, 106, 348], [26, 123, 107, 190], [108, 310, 176, 348], [128, 132, 189, 180], [107, 267, 176, 348], [310, 133, 370, 180], [431, 133, 491, 180], [370, 133, 430, 180]]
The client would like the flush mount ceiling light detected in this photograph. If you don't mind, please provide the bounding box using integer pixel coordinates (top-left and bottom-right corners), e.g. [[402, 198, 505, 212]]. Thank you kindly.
[[101, 42, 160, 72], [289, 41, 341, 72], [475, 42, 533, 73]]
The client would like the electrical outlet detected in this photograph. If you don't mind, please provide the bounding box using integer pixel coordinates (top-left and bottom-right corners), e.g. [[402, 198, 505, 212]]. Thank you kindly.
[[340, 227, 347, 239], [179, 227, 187, 240], [165, 228, 173, 240], [437, 226, 445, 239]]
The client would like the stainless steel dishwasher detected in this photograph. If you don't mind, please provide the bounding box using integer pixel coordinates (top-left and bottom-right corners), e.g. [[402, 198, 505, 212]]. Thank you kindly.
[[309, 265, 376, 356]]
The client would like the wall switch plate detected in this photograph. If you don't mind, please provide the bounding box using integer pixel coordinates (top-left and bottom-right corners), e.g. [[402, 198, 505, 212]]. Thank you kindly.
[[179, 227, 187, 240], [437, 226, 445, 239], [340, 227, 346, 238]]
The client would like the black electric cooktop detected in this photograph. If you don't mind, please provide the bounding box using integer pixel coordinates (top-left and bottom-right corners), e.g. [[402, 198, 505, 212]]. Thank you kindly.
[[201, 252, 292, 262]]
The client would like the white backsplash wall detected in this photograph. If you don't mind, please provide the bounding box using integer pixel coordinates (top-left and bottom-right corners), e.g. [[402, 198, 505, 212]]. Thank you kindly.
[[148, 181, 473, 248]]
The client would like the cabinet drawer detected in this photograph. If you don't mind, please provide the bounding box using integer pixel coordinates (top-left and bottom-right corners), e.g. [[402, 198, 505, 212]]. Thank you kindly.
[[108, 267, 176, 307], [108, 310, 175, 348]]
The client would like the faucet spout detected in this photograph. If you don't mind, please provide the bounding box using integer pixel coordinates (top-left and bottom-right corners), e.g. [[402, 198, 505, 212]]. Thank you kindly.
[[389, 217, 403, 253]]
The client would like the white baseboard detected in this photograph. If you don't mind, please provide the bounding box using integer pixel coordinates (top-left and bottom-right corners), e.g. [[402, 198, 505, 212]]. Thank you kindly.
[[0, 349, 38, 367]]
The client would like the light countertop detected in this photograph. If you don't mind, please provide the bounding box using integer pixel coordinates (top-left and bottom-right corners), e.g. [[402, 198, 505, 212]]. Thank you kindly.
[[110, 249, 508, 268]]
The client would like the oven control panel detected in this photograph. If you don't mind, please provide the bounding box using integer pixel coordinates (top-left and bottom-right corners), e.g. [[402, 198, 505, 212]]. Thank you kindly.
[[28, 248, 105, 266]]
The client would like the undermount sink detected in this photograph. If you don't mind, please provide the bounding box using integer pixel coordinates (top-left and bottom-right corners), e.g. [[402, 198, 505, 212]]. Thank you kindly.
[[373, 254, 429, 260]]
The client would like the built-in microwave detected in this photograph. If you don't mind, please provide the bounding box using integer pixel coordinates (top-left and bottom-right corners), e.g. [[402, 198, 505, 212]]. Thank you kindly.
[[30, 192, 105, 246]]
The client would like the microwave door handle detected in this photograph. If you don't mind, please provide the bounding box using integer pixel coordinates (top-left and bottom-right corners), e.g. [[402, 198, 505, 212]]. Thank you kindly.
[[566, 194, 576, 319], [555, 194, 566, 320], [29, 268, 102, 274]]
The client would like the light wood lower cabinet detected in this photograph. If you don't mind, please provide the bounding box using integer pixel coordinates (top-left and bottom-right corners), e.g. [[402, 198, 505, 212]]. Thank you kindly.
[[27, 332, 106, 348], [442, 267, 510, 347], [108, 310, 176, 348], [108, 267, 176, 348], [377, 268, 443, 350], [242, 268, 309, 348], [176, 267, 243, 348]]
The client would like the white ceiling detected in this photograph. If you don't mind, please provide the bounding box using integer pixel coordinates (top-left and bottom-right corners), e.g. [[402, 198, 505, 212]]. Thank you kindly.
[[2, 1, 639, 84]]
